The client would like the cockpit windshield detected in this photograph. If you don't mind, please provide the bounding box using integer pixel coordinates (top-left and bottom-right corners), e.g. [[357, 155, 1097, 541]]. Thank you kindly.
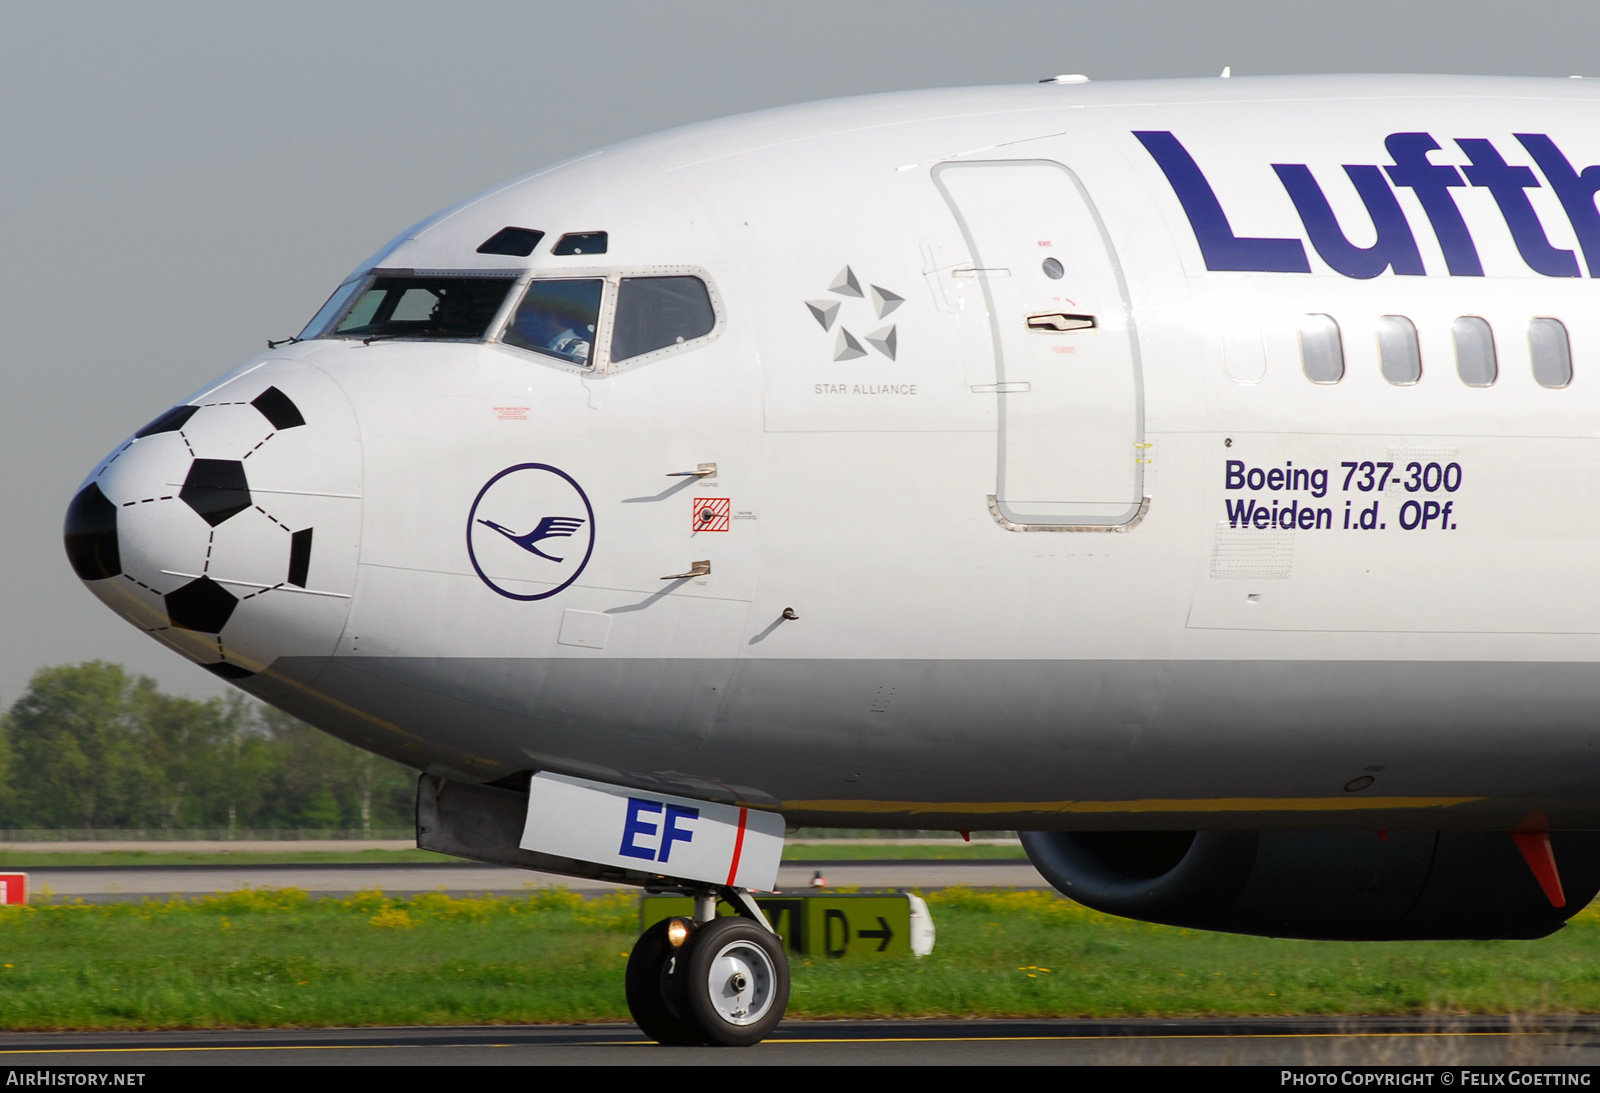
[[311, 275, 516, 341], [501, 279, 605, 366]]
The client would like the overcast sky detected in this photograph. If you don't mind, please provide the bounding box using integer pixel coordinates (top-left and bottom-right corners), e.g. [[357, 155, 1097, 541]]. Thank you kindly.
[[5, 0, 1600, 704]]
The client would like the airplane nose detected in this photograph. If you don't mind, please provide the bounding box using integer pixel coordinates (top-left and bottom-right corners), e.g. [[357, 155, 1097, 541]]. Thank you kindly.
[[66, 360, 362, 696]]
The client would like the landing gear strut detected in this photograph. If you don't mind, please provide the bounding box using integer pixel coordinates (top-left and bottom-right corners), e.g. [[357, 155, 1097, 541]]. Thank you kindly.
[[625, 887, 790, 1046]]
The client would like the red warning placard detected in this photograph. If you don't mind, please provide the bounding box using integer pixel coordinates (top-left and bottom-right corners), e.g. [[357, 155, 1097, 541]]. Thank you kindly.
[[0, 873, 27, 905], [693, 497, 731, 532]]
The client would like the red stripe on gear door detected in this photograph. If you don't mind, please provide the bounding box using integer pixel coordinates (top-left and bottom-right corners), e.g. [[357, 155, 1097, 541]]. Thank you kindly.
[[725, 807, 749, 886]]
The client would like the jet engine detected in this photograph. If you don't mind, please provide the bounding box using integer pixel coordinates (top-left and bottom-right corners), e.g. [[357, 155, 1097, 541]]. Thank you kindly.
[[1019, 829, 1600, 940]]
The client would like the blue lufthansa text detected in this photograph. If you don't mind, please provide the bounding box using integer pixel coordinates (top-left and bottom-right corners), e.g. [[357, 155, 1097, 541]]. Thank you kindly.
[[1136, 130, 1596, 278]]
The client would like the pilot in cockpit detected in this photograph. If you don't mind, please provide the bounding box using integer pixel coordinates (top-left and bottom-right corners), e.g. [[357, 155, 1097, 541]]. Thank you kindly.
[[501, 282, 601, 365], [543, 324, 593, 363], [511, 307, 593, 363], [425, 290, 484, 339]]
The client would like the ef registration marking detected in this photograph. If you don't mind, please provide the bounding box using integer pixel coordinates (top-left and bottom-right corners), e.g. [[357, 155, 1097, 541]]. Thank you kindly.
[[520, 772, 784, 891]]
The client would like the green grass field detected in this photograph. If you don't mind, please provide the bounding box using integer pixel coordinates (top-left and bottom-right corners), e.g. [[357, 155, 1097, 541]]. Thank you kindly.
[[0, 887, 1598, 1029], [0, 843, 1026, 868]]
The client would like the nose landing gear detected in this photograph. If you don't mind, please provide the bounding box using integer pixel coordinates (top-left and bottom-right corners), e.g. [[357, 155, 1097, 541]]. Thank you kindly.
[[624, 887, 791, 1046], [624, 918, 705, 1045]]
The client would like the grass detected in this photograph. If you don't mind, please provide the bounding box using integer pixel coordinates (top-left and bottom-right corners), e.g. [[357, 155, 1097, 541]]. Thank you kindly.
[[1, 887, 1599, 1029], [0, 843, 1027, 868]]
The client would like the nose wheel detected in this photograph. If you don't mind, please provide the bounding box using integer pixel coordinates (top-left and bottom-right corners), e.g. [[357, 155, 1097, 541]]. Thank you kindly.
[[625, 891, 791, 1046], [624, 918, 704, 1045], [679, 917, 788, 1042]]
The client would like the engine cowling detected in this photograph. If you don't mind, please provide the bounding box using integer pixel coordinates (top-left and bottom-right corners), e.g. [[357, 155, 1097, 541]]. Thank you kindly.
[[1019, 829, 1600, 940]]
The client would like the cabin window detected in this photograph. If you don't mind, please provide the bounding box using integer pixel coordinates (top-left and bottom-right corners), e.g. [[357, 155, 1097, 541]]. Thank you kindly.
[[1299, 314, 1343, 384], [611, 276, 716, 362], [317, 275, 517, 341], [1377, 315, 1421, 385], [1453, 316, 1497, 386], [501, 278, 605, 366], [1529, 317, 1573, 388]]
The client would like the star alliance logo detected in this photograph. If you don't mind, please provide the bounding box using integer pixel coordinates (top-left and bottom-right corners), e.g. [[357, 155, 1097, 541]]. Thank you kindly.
[[804, 265, 902, 361]]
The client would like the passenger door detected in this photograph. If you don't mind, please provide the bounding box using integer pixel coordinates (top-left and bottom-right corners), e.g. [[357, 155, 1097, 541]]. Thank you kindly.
[[933, 160, 1145, 527]]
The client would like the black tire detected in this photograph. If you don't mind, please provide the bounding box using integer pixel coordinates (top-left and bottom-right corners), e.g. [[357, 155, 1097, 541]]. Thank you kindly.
[[624, 919, 703, 1046], [677, 916, 790, 1047]]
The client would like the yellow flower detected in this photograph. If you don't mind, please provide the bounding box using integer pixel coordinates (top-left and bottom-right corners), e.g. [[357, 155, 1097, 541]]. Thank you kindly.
[[369, 908, 416, 930]]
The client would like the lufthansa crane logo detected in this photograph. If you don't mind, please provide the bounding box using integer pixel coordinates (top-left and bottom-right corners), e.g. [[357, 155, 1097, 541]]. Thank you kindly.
[[466, 464, 595, 601]]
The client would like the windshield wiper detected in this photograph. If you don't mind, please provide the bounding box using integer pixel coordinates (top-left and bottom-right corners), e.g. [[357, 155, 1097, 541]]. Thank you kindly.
[[266, 335, 302, 349]]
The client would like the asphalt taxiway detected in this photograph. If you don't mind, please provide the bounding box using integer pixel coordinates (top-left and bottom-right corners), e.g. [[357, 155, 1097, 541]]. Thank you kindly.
[[1, 1018, 1597, 1065]]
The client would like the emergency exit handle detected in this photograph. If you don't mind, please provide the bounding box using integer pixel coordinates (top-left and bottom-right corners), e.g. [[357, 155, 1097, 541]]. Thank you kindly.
[[1027, 312, 1095, 332]]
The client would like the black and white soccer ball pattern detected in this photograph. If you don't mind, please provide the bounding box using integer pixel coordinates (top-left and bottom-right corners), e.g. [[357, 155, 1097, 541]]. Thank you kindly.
[[67, 363, 361, 681]]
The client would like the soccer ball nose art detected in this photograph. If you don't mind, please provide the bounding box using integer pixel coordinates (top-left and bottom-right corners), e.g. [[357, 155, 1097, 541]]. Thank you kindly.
[[69, 368, 360, 685]]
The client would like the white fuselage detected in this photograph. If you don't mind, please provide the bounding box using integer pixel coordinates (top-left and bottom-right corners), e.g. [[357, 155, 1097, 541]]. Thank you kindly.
[[73, 74, 1600, 831]]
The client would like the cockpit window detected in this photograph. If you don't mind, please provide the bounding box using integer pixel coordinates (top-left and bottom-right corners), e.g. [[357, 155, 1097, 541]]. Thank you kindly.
[[501, 279, 605, 366], [319, 276, 516, 341], [297, 277, 365, 341], [552, 231, 607, 256], [611, 276, 716, 362], [477, 226, 544, 257]]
